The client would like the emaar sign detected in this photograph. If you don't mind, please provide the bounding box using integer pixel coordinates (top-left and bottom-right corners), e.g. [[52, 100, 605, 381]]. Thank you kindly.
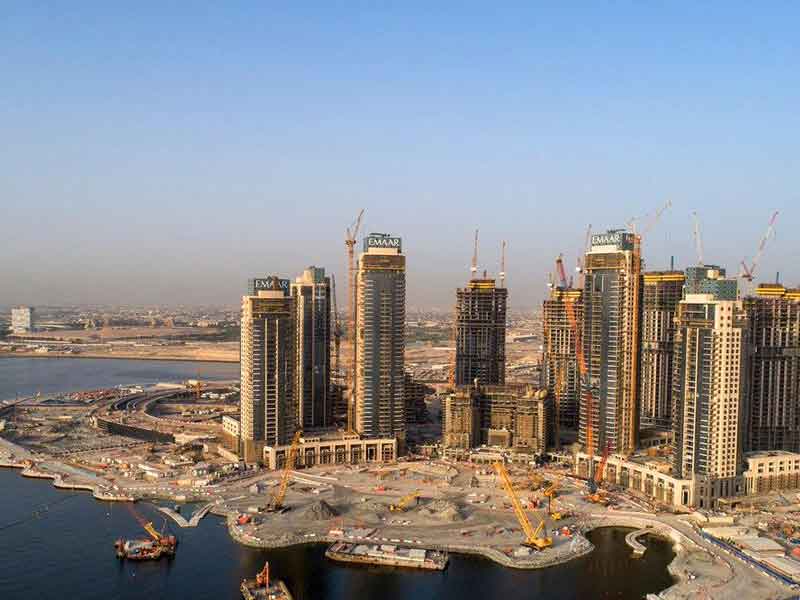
[[365, 235, 402, 251], [250, 277, 290, 294], [591, 232, 634, 249]]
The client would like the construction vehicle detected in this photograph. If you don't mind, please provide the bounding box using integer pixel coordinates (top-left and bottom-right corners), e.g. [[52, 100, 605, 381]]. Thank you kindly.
[[493, 462, 552, 551], [586, 442, 611, 505], [389, 490, 421, 512], [267, 430, 303, 512]]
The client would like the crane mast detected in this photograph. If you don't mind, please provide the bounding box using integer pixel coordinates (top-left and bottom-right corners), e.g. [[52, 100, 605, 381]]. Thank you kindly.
[[344, 209, 364, 431], [268, 430, 303, 512]]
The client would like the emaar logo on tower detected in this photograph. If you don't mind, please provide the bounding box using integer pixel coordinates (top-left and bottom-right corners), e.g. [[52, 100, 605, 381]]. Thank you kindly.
[[365, 235, 402, 251]]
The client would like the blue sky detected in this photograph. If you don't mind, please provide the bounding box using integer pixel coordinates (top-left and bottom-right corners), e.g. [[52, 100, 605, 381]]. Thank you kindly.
[[2, 3, 798, 308]]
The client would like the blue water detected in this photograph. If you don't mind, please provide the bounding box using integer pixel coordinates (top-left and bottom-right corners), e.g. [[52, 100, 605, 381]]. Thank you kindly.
[[0, 357, 239, 401], [0, 358, 676, 599]]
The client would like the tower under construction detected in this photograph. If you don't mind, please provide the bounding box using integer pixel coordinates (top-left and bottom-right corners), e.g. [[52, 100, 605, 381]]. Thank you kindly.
[[354, 233, 406, 446], [745, 284, 800, 453], [639, 271, 685, 430], [454, 277, 507, 387], [542, 287, 582, 432], [579, 229, 642, 456]]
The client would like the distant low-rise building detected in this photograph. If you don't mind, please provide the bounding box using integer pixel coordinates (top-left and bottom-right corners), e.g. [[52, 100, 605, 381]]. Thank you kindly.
[[10, 306, 35, 334]]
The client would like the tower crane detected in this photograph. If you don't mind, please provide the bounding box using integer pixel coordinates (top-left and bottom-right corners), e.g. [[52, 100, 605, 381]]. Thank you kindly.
[[564, 296, 596, 489], [692, 212, 704, 266], [493, 462, 552, 550], [471, 229, 479, 277], [331, 274, 342, 379], [575, 224, 592, 288], [740, 211, 779, 288], [499, 240, 506, 288], [267, 430, 303, 512], [555, 254, 569, 289], [344, 209, 364, 431]]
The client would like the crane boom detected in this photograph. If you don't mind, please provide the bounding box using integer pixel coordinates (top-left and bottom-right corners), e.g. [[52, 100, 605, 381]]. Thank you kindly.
[[471, 229, 479, 276], [741, 210, 779, 282], [499, 240, 506, 288], [692, 212, 704, 266], [345, 209, 365, 431], [269, 430, 303, 511], [493, 462, 552, 550]]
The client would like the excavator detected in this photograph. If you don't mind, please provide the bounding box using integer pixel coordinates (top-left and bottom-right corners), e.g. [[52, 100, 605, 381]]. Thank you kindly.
[[494, 462, 552, 551], [266, 430, 302, 513], [543, 476, 570, 520], [389, 490, 421, 512]]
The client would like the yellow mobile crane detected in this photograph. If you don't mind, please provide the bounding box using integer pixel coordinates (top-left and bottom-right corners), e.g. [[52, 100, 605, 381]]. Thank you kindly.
[[267, 430, 303, 512], [389, 490, 421, 512], [494, 462, 552, 551]]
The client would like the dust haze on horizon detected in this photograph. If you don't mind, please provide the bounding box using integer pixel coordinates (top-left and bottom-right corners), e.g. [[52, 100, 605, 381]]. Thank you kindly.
[[2, 4, 798, 309]]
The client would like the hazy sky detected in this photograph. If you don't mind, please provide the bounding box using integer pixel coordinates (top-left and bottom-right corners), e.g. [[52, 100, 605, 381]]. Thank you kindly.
[[2, 3, 798, 310]]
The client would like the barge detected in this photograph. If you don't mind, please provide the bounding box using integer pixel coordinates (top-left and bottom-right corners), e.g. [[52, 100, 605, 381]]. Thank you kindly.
[[240, 562, 293, 600], [325, 541, 448, 571]]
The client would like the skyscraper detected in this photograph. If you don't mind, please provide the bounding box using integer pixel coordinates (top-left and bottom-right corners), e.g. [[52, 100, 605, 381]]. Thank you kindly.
[[292, 266, 332, 430], [454, 276, 507, 387], [542, 287, 582, 431], [639, 271, 685, 430], [239, 277, 297, 462], [354, 233, 406, 445], [672, 269, 747, 507], [745, 284, 800, 453], [579, 229, 642, 455]]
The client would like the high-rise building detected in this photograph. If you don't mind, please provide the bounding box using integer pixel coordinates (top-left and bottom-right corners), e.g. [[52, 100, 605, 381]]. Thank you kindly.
[[579, 229, 642, 455], [354, 233, 406, 445], [10, 306, 35, 334], [744, 284, 800, 453], [239, 277, 297, 462], [542, 287, 582, 432], [672, 269, 747, 508], [639, 271, 685, 430], [454, 277, 507, 387], [291, 266, 332, 430]]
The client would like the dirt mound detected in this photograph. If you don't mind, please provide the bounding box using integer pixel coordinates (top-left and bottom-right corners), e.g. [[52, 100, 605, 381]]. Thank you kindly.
[[417, 499, 464, 522], [300, 500, 338, 521]]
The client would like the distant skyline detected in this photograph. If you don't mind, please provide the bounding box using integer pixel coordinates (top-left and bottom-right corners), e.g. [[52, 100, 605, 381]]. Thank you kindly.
[[2, 3, 798, 309]]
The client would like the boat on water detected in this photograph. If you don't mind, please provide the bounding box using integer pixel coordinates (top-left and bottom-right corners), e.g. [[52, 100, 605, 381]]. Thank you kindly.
[[114, 536, 176, 560], [240, 562, 293, 600], [325, 541, 448, 571], [115, 509, 177, 560]]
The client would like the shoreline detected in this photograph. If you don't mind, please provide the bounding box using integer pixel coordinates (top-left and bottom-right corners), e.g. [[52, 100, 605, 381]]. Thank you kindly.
[[0, 456, 791, 598], [0, 353, 239, 364]]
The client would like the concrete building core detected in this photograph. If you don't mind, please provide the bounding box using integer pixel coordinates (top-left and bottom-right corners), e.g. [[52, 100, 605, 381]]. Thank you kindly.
[[639, 271, 685, 430], [745, 284, 800, 453], [239, 278, 298, 463], [542, 287, 582, 432], [454, 278, 507, 387], [579, 229, 642, 455], [292, 266, 332, 430], [354, 233, 406, 447]]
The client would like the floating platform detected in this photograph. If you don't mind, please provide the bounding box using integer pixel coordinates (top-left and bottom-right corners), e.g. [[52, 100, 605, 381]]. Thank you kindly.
[[325, 541, 448, 571], [240, 579, 293, 600]]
